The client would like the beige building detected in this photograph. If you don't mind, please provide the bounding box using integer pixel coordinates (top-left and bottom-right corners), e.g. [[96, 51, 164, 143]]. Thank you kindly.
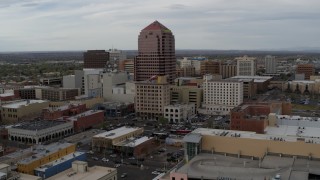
[[70, 96, 104, 109], [0, 100, 49, 123], [284, 80, 320, 95], [164, 103, 195, 123], [236, 55, 257, 76], [220, 64, 237, 79], [92, 126, 144, 151], [47, 161, 117, 180], [135, 76, 170, 120], [170, 85, 203, 111]]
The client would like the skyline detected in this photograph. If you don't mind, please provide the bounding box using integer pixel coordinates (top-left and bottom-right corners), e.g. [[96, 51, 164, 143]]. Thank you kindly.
[[1, 0, 320, 51]]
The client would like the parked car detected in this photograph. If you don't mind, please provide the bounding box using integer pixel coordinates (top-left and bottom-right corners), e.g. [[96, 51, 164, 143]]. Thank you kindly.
[[151, 171, 161, 175], [92, 157, 99, 161], [115, 164, 121, 168], [102, 158, 109, 162], [121, 173, 127, 178], [110, 154, 117, 158]]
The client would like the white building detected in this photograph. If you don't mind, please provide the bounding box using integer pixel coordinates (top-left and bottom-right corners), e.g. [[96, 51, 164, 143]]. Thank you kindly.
[[164, 103, 196, 123], [107, 48, 127, 64], [62, 75, 76, 89], [83, 69, 104, 98], [202, 75, 243, 115], [236, 55, 257, 76], [264, 55, 276, 74]]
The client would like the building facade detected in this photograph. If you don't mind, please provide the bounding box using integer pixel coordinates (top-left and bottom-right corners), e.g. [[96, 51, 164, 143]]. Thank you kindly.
[[67, 110, 104, 133], [264, 55, 276, 74], [200, 60, 220, 75], [134, 21, 176, 83], [220, 64, 237, 79], [83, 50, 109, 69], [170, 85, 202, 111], [135, 76, 170, 120], [236, 56, 257, 76], [296, 64, 315, 80], [164, 103, 196, 123]]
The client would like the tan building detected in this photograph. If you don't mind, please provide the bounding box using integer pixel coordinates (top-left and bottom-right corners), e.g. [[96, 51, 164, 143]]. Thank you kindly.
[[296, 64, 315, 80], [70, 96, 104, 109], [40, 88, 79, 101], [284, 80, 320, 95], [119, 59, 134, 74], [135, 76, 170, 120], [47, 161, 117, 180], [92, 126, 144, 151], [176, 66, 196, 77], [200, 60, 220, 75], [0, 100, 49, 123], [220, 64, 237, 79], [236, 55, 257, 76], [170, 85, 203, 111]]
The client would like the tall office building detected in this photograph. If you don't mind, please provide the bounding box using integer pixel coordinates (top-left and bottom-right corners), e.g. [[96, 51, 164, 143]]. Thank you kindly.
[[134, 21, 176, 83], [265, 55, 276, 74], [83, 50, 109, 69], [236, 55, 256, 76]]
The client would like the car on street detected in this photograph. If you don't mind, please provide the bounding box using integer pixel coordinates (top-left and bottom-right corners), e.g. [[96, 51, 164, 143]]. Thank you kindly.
[[121, 173, 127, 178], [151, 171, 161, 175], [115, 164, 121, 168], [110, 154, 117, 158], [92, 157, 99, 161], [102, 158, 109, 162]]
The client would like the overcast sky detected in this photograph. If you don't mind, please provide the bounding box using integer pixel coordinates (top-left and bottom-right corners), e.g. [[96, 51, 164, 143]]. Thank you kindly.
[[1, 0, 320, 51]]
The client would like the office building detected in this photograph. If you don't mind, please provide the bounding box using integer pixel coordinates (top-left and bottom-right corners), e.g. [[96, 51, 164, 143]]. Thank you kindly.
[[265, 55, 276, 74], [83, 50, 109, 69], [200, 60, 220, 75], [202, 75, 243, 115], [107, 48, 127, 66], [236, 55, 257, 76], [47, 161, 117, 180], [119, 59, 134, 74], [97, 102, 134, 117], [8, 120, 73, 144], [228, 76, 272, 94], [134, 21, 176, 83], [40, 88, 79, 101], [220, 64, 237, 79], [135, 75, 170, 120], [296, 64, 315, 80]]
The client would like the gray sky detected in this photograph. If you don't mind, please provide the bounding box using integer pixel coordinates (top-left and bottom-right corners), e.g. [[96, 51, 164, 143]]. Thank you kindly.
[[1, 0, 320, 51]]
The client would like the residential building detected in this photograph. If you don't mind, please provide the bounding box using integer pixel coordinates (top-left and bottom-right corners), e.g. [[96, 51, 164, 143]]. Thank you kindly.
[[83, 50, 109, 69], [220, 64, 237, 79], [8, 120, 73, 144], [164, 103, 195, 123], [202, 75, 243, 115], [66, 110, 104, 133], [236, 55, 257, 76], [135, 75, 170, 120], [17, 142, 76, 175], [296, 64, 315, 80], [265, 55, 276, 74], [92, 126, 144, 151], [47, 161, 117, 180], [0, 100, 49, 123], [200, 60, 220, 75], [134, 21, 176, 83]]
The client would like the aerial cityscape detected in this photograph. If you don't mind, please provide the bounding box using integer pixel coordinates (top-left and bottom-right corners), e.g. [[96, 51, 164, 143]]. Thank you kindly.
[[1, 1, 320, 180]]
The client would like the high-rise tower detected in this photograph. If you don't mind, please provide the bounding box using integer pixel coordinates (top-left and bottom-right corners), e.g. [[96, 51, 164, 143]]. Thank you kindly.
[[134, 21, 176, 83]]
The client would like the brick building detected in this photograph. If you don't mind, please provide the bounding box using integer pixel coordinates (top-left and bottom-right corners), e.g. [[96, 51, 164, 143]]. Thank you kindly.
[[0, 93, 16, 102], [296, 64, 315, 80], [67, 110, 104, 133], [42, 103, 86, 120]]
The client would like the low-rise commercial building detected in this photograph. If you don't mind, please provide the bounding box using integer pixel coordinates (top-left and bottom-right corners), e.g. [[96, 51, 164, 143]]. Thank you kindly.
[[164, 104, 196, 123], [40, 88, 79, 101], [97, 102, 134, 117], [0, 93, 16, 102], [17, 142, 76, 175], [92, 126, 144, 151], [42, 103, 86, 120], [66, 110, 104, 133], [47, 161, 117, 180], [228, 75, 273, 94], [8, 120, 73, 144], [114, 136, 156, 157], [34, 151, 86, 179], [0, 100, 49, 123]]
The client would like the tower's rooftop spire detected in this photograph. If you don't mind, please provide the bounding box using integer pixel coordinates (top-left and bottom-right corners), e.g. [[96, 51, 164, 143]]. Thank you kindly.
[[142, 20, 170, 31]]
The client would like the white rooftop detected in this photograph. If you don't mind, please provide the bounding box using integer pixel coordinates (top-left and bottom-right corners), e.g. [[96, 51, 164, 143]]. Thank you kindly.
[[93, 126, 143, 139], [2, 100, 47, 109], [67, 110, 103, 121], [230, 76, 272, 80], [123, 136, 153, 147], [0, 93, 14, 97]]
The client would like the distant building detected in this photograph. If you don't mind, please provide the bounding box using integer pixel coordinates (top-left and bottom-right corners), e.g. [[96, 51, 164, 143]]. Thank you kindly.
[[40, 88, 79, 101], [0, 100, 49, 123], [119, 59, 134, 74], [164, 103, 196, 123], [176, 66, 196, 77], [47, 161, 117, 180], [39, 77, 62, 87], [83, 50, 109, 69], [97, 102, 134, 117], [236, 55, 257, 76], [0, 93, 16, 102], [134, 21, 176, 83], [228, 76, 272, 94], [220, 64, 237, 79], [8, 120, 73, 144], [200, 60, 220, 75], [107, 48, 127, 66], [135, 76, 170, 120], [14, 87, 36, 99], [264, 55, 276, 74], [296, 64, 315, 80]]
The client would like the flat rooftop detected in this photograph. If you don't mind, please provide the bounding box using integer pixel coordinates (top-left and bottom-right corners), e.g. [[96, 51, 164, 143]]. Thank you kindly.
[[115, 136, 154, 147], [18, 142, 74, 165], [0, 93, 14, 97], [11, 120, 67, 131], [44, 103, 83, 112], [35, 151, 85, 172], [67, 110, 103, 121], [174, 153, 320, 180], [2, 100, 47, 109], [47, 165, 116, 180], [93, 126, 143, 139], [192, 128, 319, 143]]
